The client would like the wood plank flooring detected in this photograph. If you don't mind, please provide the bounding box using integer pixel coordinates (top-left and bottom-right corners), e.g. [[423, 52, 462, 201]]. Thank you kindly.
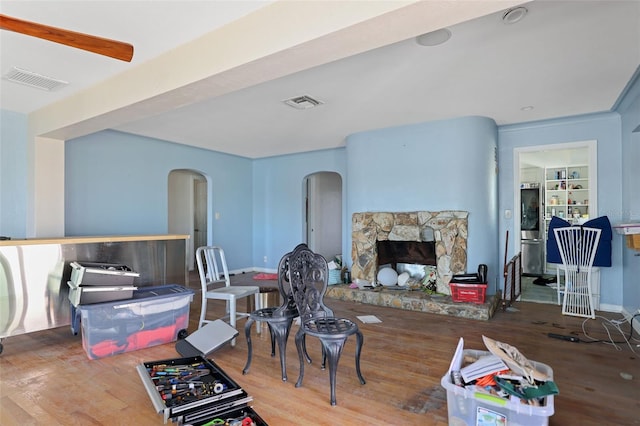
[[1, 276, 638, 425]]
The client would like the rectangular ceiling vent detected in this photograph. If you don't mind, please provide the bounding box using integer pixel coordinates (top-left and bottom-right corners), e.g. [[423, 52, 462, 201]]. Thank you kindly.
[[283, 95, 324, 110], [3, 67, 69, 91]]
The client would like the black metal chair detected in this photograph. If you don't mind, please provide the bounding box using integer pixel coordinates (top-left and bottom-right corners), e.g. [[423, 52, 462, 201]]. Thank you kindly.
[[242, 244, 308, 381], [288, 246, 365, 405]]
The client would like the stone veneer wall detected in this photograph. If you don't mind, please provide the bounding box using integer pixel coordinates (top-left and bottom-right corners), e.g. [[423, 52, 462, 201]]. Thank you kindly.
[[351, 211, 468, 295]]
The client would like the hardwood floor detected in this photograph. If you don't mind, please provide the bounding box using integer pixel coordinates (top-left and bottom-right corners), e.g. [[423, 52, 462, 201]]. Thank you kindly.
[[1, 277, 638, 425]]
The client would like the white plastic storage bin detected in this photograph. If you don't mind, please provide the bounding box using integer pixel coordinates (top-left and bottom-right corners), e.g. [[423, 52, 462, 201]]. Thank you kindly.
[[441, 338, 554, 426]]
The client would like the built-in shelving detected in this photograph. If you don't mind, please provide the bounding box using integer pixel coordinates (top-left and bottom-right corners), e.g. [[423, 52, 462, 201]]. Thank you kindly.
[[545, 165, 589, 224], [543, 165, 590, 274]]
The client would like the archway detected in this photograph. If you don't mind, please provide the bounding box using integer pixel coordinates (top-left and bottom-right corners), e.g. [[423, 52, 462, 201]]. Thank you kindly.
[[168, 169, 207, 271], [304, 172, 343, 261]]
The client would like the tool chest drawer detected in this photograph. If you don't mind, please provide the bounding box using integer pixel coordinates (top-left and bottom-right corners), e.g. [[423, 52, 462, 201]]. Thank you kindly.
[[137, 355, 267, 425], [70, 261, 139, 286], [181, 404, 268, 426], [67, 280, 137, 306]]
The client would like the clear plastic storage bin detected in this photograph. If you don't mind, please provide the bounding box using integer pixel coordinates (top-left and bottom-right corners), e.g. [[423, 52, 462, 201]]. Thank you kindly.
[[78, 285, 194, 359], [441, 338, 554, 426]]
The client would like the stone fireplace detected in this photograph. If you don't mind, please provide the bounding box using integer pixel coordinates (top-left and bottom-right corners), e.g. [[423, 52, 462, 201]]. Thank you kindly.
[[351, 211, 468, 295]]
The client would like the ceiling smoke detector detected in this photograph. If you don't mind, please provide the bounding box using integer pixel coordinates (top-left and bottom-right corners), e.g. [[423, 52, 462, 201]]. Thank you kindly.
[[3, 67, 68, 91], [283, 95, 324, 110], [416, 28, 452, 46], [502, 7, 528, 24]]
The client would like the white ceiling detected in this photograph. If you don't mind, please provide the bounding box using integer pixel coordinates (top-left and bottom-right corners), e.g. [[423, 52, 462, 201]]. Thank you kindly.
[[520, 148, 588, 169], [1, 1, 639, 159], [0, 1, 274, 112]]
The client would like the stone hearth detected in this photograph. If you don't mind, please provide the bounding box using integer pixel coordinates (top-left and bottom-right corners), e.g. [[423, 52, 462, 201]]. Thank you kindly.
[[351, 211, 468, 295], [326, 285, 500, 320]]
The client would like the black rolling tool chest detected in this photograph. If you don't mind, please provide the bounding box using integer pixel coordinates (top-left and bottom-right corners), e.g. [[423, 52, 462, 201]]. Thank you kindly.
[[137, 320, 268, 425], [137, 355, 268, 425]]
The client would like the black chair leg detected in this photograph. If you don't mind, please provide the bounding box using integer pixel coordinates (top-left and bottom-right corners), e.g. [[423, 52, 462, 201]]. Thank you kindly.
[[300, 333, 312, 364], [242, 318, 255, 375], [321, 346, 327, 370], [321, 337, 347, 406], [268, 323, 276, 356], [294, 329, 307, 388], [270, 319, 293, 382], [355, 330, 366, 385]]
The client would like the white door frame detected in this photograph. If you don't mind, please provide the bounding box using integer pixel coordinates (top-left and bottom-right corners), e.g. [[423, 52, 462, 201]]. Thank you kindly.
[[513, 140, 598, 268], [168, 169, 207, 271], [303, 172, 343, 261]]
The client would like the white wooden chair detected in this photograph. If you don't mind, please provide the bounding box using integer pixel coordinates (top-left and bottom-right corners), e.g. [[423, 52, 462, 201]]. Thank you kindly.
[[195, 246, 260, 346], [553, 227, 601, 319]]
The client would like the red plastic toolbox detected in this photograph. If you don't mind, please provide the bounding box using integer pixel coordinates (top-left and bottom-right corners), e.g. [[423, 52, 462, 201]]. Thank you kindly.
[[450, 282, 487, 304]]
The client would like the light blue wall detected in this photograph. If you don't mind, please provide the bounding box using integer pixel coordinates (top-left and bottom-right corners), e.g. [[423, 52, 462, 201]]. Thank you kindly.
[[252, 149, 346, 269], [0, 109, 28, 238], [65, 130, 254, 270], [498, 113, 625, 307], [346, 116, 500, 292], [617, 69, 640, 314], [3, 97, 635, 310]]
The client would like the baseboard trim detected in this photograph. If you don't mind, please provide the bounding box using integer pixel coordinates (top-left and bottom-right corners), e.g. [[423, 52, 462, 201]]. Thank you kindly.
[[621, 307, 640, 336], [598, 303, 622, 313], [229, 267, 277, 275]]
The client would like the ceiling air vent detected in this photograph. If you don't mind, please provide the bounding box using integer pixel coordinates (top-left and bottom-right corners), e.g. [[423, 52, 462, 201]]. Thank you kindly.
[[3, 67, 68, 91], [283, 95, 324, 110]]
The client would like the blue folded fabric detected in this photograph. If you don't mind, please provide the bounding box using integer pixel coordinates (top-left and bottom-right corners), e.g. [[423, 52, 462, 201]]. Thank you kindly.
[[546, 215, 612, 267]]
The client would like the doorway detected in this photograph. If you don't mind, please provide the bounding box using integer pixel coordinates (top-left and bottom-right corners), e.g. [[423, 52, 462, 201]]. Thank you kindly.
[[168, 169, 207, 271], [514, 141, 597, 303], [304, 172, 342, 261]]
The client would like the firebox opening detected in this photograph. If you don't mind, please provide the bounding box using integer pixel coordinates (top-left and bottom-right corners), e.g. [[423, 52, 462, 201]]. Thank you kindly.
[[376, 240, 436, 279]]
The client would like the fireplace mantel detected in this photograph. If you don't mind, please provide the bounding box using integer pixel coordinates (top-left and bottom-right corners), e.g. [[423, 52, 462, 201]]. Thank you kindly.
[[351, 211, 468, 294]]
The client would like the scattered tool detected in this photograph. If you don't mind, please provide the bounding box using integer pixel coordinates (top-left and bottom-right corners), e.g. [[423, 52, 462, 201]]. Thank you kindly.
[[547, 333, 579, 342]]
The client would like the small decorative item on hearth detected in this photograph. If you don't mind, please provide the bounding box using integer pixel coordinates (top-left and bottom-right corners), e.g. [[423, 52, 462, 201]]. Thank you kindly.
[[421, 265, 437, 293]]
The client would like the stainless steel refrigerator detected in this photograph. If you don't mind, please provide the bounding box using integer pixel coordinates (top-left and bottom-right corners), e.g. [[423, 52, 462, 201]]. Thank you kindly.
[[520, 185, 544, 276]]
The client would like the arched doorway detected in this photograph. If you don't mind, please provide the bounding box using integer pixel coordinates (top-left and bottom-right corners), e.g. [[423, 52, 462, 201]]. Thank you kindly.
[[304, 172, 342, 261], [168, 169, 207, 271]]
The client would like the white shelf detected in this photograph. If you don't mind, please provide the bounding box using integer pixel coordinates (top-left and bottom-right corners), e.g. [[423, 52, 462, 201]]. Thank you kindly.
[[614, 223, 640, 235], [544, 165, 589, 222], [543, 165, 590, 274]]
